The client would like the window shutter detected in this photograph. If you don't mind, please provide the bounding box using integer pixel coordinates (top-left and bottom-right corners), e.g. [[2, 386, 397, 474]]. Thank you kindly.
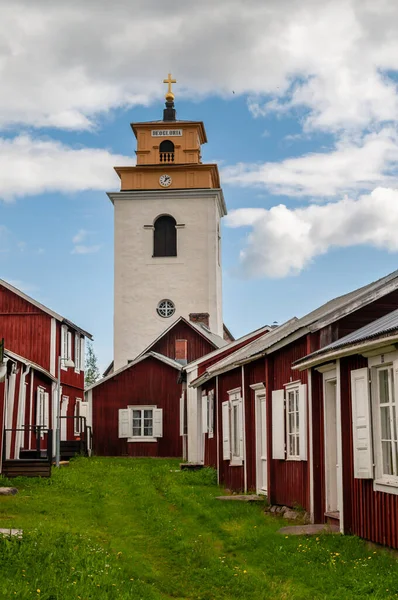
[[180, 393, 185, 436], [43, 392, 49, 429], [238, 398, 244, 459], [67, 332, 72, 360], [298, 384, 307, 460], [118, 409, 131, 438], [153, 408, 163, 438], [208, 391, 214, 439], [36, 389, 42, 427], [351, 368, 373, 479], [75, 336, 80, 372], [80, 338, 85, 372], [202, 395, 208, 434], [61, 326, 67, 360], [80, 401, 89, 430], [74, 399, 81, 435], [272, 389, 285, 459], [222, 401, 230, 460]]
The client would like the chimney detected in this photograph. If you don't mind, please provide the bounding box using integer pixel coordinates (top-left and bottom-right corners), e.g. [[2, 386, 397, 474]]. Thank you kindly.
[[175, 339, 188, 365], [189, 312, 210, 328]]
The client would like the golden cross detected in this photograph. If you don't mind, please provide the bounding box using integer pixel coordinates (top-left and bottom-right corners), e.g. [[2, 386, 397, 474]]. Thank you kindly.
[[163, 73, 177, 98]]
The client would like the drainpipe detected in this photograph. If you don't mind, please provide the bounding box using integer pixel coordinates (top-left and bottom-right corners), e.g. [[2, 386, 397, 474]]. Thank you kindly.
[[241, 365, 247, 493]]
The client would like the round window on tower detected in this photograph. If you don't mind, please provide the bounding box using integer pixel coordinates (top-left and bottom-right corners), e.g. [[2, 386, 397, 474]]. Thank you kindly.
[[156, 299, 175, 318]]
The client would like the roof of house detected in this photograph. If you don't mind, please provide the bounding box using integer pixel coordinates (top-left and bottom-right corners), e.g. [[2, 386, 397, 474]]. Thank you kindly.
[[0, 279, 93, 339], [293, 308, 398, 369], [4, 348, 56, 382], [86, 351, 182, 392], [190, 269, 398, 386]]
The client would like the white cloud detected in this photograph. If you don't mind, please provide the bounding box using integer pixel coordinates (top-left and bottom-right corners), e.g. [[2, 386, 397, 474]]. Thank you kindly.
[[0, 1, 397, 132], [221, 128, 398, 198], [72, 245, 101, 255], [225, 187, 398, 278], [72, 229, 89, 244], [0, 135, 133, 201]]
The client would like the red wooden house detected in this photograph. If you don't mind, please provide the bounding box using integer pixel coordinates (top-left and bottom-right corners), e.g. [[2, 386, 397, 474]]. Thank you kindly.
[[294, 307, 398, 548], [86, 316, 228, 458], [0, 279, 92, 474], [187, 270, 398, 536]]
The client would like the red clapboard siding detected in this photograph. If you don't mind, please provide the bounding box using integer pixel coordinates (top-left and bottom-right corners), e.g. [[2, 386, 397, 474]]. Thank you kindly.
[[148, 320, 215, 363], [92, 356, 182, 458], [268, 337, 309, 510], [0, 315, 51, 371], [203, 381, 217, 469], [217, 367, 244, 491], [244, 359, 266, 491], [339, 354, 398, 548]]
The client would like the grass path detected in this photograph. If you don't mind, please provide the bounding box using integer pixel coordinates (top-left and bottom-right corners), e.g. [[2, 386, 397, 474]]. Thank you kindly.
[[0, 457, 397, 599]]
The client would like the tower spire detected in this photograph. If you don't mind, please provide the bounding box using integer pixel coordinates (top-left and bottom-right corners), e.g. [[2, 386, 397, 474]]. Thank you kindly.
[[162, 73, 177, 122]]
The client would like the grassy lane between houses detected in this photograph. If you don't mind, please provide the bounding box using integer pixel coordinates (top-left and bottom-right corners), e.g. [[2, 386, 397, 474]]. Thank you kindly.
[[0, 458, 397, 600]]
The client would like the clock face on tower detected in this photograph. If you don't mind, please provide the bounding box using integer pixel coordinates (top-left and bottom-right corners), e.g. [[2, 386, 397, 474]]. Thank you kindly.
[[159, 174, 172, 187]]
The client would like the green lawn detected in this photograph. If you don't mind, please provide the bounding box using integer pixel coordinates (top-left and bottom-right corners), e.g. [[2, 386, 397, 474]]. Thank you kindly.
[[0, 458, 397, 599]]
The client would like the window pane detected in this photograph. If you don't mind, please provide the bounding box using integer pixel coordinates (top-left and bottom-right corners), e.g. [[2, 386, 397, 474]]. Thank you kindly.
[[393, 406, 398, 441], [288, 392, 294, 412], [296, 434, 300, 456], [380, 406, 391, 440], [296, 409, 299, 429], [289, 435, 294, 456], [382, 441, 393, 475], [132, 426, 141, 436], [233, 405, 239, 456], [144, 425, 153, 437], [133, 410, 141, 419], [379, 370, 389, 404], [289, 412, 295, 434], [144, 410, 152, 419]]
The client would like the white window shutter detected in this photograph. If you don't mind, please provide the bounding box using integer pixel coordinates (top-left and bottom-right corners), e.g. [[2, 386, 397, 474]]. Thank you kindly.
[[61, 326, 67, 360], [36, 389, 42, 426], [208, 391, 214, 439], [351, 368, 373, 479], [222, 400, 230, 460], [43, 392, 49, 429], [272, 389, 285, 459], [180, 393, 185, 436], [118, 409, 131, 438], [67, 332, 72, 360], [153, 408, 163, 438], [298, 384, 307, 460], [80, 338, 85, 372], [238, 398, 244, 459], [202, 395, 208, 434], [74, 399, 81, 435], [75, 336, 80, 372]]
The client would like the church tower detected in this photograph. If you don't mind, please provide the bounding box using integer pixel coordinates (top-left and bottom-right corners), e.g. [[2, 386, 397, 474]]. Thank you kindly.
[[109, 75, 227, 370]]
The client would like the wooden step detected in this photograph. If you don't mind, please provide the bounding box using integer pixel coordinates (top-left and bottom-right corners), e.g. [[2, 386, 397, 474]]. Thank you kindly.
[[2, 460, 51, 478], [325, 511, 340, 527]]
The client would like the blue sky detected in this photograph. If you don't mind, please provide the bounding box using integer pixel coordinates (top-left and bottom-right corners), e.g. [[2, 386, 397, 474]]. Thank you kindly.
[[1, 1, 398, 370]]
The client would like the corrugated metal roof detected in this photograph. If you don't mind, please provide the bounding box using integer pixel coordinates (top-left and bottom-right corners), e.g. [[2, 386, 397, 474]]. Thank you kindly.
[[192, 268, 398, 382], [296, 308, 398, 363], [189, 321, 228, 349]]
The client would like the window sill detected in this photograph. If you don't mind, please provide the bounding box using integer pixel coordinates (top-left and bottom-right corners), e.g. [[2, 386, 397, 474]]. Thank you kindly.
[[374, 479, 398, 495], [127, 437, 157, 443], [286, 456, 302, 462], [230, 458, 243, 467]]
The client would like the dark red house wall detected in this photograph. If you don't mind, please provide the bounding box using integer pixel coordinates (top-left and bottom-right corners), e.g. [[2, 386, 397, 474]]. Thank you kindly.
[[217, 368, 244, 491], [149, 321, 215, 363], [268, 337, 310, 510], [244, 359, 266, 491], [339, 354, 398, 548], [203, 380, 217, 469], [0, 303, 51, 372], [92, 357, 182, 458]]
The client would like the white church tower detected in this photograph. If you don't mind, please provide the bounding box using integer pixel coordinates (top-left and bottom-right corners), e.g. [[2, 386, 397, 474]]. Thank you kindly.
[[109, 75, 227, 370]]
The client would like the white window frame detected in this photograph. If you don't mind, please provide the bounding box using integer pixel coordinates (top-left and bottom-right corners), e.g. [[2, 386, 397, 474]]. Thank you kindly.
[[127, 405, 157, 443], [285, 382, 301, 460], [370, 356, 398, 494], [36, 387, 49, 435], [74, 398, 82, 435], [74, 335, 81, 373], [228, 388, 243, 467], [61, 325, 68, 370]]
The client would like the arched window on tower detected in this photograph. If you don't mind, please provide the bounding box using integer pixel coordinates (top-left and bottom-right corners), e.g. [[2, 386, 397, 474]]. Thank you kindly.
[[153, 215, 177, 257], [159, 140, 175, 163]]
